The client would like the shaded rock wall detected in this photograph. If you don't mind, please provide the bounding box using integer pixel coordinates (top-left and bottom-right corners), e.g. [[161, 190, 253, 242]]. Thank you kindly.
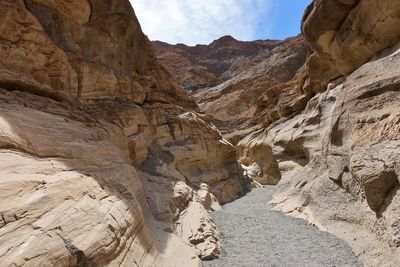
[[0, 0, 245, 266]]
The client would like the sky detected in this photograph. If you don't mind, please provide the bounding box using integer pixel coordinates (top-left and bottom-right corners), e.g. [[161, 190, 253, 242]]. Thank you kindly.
[[130, 0, 312, 46]]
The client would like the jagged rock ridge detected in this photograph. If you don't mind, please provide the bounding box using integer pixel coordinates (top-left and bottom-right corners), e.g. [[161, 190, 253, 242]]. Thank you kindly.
[[154, 35, 311, 135], [152, 36, 283, 90]]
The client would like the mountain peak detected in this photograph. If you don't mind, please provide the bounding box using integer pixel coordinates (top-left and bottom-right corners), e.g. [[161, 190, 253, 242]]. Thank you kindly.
[[210, 35, 238, 46]]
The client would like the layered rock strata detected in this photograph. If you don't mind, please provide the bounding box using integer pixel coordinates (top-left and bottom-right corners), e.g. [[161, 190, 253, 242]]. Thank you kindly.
[[0, 1, 244, 266], [156, 0, 400, 265], [153, 36, 282, 90], [194, 36, 310, 132], [302, 0, 400, 92]]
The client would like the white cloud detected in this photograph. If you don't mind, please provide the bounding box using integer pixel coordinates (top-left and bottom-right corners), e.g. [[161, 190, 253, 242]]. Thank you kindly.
[[130, 0, 272, 45]]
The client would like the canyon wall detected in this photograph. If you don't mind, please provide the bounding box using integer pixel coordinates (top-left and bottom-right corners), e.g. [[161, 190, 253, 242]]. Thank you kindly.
[[156, 37, 313, 185], [154, 1, 400, 266], [154, 36, 310, 133], [153, 36, 282, 91], [0, 1, 245, 266], [2, 0, 400, 266], [238, 1, 400, 266]]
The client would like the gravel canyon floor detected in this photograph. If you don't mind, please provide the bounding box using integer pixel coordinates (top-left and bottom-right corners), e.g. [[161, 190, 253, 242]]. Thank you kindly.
[[204, 187, 363, 267]]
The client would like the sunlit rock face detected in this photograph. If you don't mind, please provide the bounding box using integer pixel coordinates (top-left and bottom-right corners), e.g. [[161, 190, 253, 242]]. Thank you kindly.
[[235, 1, 400, 266], [270, 44, 400, 266], [3, 0, 400, 266], [0, 0, 246, 266], [193, 37, 310, 130], [302, 0, 400, 92], [154, 0, 400, 266]]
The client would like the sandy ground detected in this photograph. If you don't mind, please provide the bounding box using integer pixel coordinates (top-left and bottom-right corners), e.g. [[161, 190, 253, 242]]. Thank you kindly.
[[204, 186, 363, 267]]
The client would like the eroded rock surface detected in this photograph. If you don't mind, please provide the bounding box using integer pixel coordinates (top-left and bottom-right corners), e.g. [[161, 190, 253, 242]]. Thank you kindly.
[[237, 43, 400, 265], [173, 1, 400, 266], [302, 0, 400, 91], [0, 1, 245, 266], [3, 0, 400, 266], [235, 2, 400, 265]]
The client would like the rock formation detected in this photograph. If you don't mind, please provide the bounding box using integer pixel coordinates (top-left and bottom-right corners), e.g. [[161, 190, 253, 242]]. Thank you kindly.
[[267, 2, 400, 265], [155, 1, 400, 266], [153, 36, 282, 91], [236, 1, 400, 266], [2, 0, 400, 266], [194, 36, 310, 132], [302, 0, 400, 92], [154, 36, 310, 133], [0, 0, 245, 266]]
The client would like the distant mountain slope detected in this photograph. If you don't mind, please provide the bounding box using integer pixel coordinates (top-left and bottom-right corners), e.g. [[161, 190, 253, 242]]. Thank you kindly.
[[152, 36, 282, 90], [153, 35, 310, 133]]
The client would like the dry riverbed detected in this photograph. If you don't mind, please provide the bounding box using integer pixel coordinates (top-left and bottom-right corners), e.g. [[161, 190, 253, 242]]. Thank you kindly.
[[204, 186, 363, 267]]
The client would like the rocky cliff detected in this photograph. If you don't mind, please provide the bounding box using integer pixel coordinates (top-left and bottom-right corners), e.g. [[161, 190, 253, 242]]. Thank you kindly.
[[267, 1, 400, 265], [194, 36, 310, 134], [153, 36, 310, 132], [152, 36, 282, 91], [0, 1, 246, 266], [236, 1, 400, 266], [2, 0, 400, 266], [155, 1, 400, 266]]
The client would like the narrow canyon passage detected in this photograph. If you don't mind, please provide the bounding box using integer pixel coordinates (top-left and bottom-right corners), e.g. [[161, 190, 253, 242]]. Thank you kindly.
[[204, 186, 362, 267]]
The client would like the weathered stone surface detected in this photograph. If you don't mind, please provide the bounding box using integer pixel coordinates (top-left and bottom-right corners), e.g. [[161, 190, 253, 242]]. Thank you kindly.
[[175, 200, 221, 260], [4, 0, 400, 266], [197, 183, 222, 211], [208, 2, 400, 265], [0, 0, 246, 266], [234, 61, 400, 264], [0, 90, 164, 267], [153, 36, 311, 135], [237, 131, 281, 185], [269, 43, 400, 266], [350, 143, 399, 211], [303, 0, 400, 91]]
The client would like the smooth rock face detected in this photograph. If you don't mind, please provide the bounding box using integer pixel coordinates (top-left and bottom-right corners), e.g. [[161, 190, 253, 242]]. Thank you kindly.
[[0, 90, 161, 267], [0, 0, 245, 266]]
